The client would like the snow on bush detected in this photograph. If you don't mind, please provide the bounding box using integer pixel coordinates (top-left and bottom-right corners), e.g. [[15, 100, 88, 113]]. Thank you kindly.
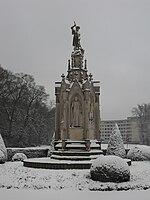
[[127, 145, 150, 161], [90, 155, 130, 182], [0, 133, 7, 162], [12, 153, 27, 162], [0, 150, 5, 163], [106, 124, 126, 158]]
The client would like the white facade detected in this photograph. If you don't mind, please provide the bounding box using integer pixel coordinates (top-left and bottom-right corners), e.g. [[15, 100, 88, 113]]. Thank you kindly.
[[100, 117, 140, 144]]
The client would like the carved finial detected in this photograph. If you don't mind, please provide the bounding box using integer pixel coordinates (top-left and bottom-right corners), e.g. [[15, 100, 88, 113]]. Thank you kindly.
[[89, 73, 93, 81], [61, 73, 65, 81]]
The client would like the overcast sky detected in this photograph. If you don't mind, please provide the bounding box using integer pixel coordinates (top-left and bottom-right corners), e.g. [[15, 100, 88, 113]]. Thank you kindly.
[[0, 0, 150, 120]]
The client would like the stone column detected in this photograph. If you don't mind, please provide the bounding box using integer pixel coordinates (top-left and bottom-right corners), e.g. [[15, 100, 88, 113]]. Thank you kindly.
[[55, 93, 60, 140], [65, 90, 69, 139], [84, 89, 90, 139], [94, 93, 100, 140], [62, 91, 69, 140]]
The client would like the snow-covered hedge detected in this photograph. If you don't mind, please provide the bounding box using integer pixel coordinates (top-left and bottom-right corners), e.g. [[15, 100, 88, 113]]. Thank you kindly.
[[0, 133, 7, 163], [90, 155, 130, 182], [7, 148, 49, 161], [12, 153, 27, 162], [127, 145, 150, 161], [106, 124, 126, 158]]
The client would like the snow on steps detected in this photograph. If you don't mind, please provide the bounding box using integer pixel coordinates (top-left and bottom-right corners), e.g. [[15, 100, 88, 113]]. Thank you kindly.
[[23, 157, 92, 169], [51, 150, 103, 161]]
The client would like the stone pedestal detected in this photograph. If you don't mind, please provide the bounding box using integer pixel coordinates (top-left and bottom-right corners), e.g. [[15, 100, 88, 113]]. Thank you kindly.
[[69, 127, 84, 140]]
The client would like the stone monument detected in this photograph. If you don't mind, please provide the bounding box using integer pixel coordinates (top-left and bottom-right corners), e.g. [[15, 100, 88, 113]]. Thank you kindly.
[[23, 23, 103, 169], [54, 22, 101, 152]]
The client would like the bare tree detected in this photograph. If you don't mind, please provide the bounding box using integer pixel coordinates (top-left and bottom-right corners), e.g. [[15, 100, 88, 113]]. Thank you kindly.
[[0, 65, 54, 147], [132, 103, 150, 145]]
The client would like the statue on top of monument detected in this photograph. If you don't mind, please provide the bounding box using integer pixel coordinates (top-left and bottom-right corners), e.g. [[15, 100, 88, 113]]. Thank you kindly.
[[71, 22, 81, 49]]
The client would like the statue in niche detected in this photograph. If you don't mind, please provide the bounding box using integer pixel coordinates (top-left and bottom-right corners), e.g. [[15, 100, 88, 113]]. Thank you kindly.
[[70, 96, 82, 127], [71, 22, 81, 49]]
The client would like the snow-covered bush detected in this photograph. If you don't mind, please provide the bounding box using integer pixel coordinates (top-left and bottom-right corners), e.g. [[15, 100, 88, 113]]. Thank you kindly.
[[0, 150, 5, 164], [90, 155, 130, 182], [0, 133, 7, 163], [106, 124, 126, 158], [127, 145, 150, 161], [12, 153, 27, 162]]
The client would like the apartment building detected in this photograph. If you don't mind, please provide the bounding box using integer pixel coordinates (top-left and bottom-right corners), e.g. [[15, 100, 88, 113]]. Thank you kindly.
[[100, 117, 140, 144]]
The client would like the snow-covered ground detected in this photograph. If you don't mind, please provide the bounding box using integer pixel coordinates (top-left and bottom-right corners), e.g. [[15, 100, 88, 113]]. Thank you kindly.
[[1, 145, 150, 199], [0, 161, 150, 199], [0, 161, 150, 190]]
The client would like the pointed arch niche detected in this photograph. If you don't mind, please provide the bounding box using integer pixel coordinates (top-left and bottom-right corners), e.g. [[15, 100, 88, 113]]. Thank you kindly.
[[68, 82, 84, 140]]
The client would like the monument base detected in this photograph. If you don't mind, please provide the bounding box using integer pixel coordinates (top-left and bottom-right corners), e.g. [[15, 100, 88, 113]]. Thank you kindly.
[[23, 157, 92, 169], [23, 149, 103, 170], [23, 155, 131, 170], [23, 140, 104, 169]]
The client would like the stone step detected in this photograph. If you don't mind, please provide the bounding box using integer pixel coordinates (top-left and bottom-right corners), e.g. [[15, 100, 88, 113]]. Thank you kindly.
[[52, 150, 103, 157], [51, 154, 101, 161], [23, 158, 92, 169], [54, 140, 101, 151], [55, 145, 101, 151]]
